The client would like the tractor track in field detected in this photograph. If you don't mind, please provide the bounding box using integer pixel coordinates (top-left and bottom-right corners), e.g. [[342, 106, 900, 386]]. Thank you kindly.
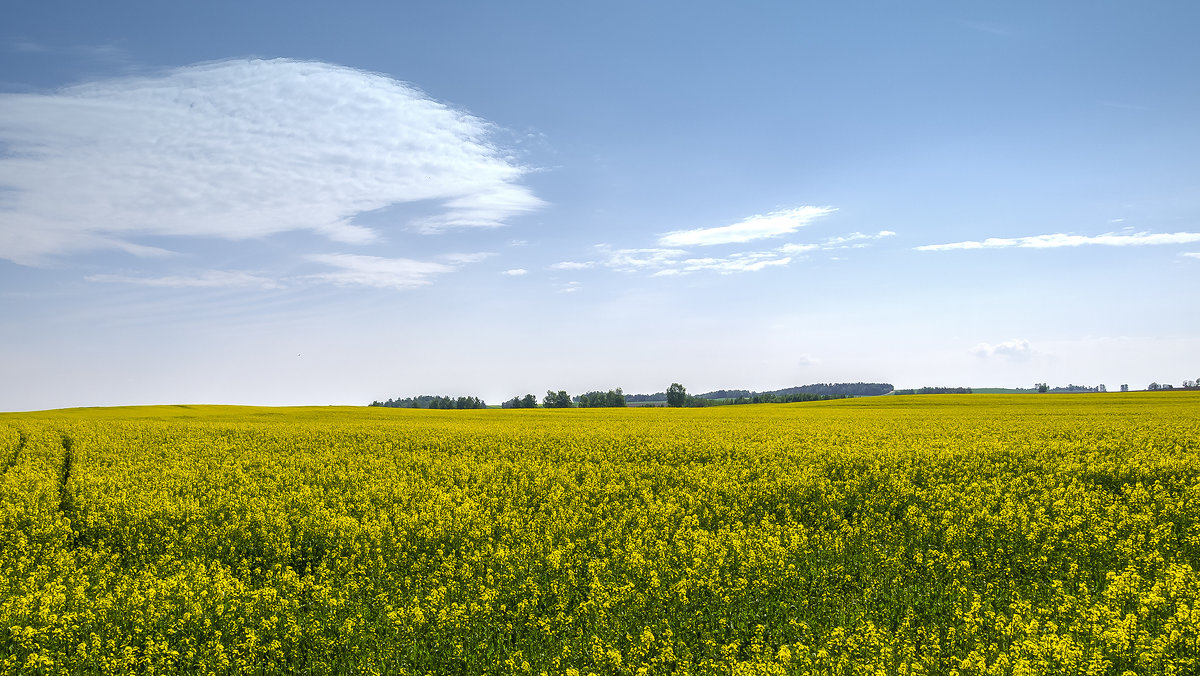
[[58, 433, 75, 514]]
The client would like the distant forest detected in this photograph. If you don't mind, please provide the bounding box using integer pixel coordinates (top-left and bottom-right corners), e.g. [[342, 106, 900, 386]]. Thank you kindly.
[[629, 382, 895, 403], [370, 382, 895, 409]]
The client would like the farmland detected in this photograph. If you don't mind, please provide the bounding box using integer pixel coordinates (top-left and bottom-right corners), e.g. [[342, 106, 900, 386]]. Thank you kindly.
[[2, 394, 1199, 674]]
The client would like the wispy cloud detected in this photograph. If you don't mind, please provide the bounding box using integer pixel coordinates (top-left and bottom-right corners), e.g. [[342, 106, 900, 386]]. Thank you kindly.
[[559, 227, 892, 277], [501, 268, 528, 276], [917, 231, 1200, 251], [1183, 252, 1200, 260], [598, 246, 688, 271], [654, 252, 792, 276], [304, 254, 457, 290], [823, 230, 896, 248], [85, 253, 488, 291], [440, 252, 494, 264], [85, 270, 281, 289], [0, 58, 542, 265], [658, 206, 835, 247], [972, 339, 1033, 360], [6, 38, 50, 53], [549, 261, 597, 271]]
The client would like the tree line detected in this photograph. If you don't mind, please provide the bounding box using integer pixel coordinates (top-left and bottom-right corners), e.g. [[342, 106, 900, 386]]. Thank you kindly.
[[504, 389, 629, 409], [629, 382, 894, 403], [373, 382, 897, 410], [369, 395, 486, 409], [372, 378, 1196, 409]]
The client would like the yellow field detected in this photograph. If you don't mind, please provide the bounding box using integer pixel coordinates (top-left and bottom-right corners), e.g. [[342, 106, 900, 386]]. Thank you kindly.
[[2, 394, 1199, 675]]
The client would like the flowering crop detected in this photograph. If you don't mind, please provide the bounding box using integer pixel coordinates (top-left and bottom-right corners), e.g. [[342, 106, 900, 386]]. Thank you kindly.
[[1, 394, 1198, 674]]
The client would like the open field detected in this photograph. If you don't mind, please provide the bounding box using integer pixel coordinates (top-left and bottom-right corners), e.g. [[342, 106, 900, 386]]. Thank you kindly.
[[2, 394, 1199, 674]]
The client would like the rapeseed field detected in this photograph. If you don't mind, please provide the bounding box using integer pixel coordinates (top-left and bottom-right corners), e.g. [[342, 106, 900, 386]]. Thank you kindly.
[[1, 394, 1198, 675]]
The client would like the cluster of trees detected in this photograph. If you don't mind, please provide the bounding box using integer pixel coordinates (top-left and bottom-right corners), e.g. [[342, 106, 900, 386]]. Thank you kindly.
[[574, 389, 627, 408], [500, 394, 539, 409], [531, 389, 629, 408], [661, 383, 850, 407], [1042, 384, 1107, 393], [542, 390, 574, 408], [892, 387, 973, 395], [369, 395, 486, 409], [1146, 381, 1199, 391]]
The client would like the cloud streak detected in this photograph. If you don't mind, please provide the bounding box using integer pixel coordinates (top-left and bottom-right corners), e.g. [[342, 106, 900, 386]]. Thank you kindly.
[[554, 228, 893, 277], [917, 231, 1200, 251], [0, 58, 542, 265], [304, 254, 458, 290], [85, 270, 281, 289], [658, 206, 835, 247]]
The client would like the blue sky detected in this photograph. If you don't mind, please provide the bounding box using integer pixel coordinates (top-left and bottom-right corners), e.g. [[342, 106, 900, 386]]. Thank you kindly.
[[2, 1, 1198, 409]]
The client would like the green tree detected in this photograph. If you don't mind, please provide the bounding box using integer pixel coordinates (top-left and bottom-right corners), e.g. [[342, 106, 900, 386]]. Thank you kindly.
[[667, 383, 687, 407], [543, 390, 573, 408]]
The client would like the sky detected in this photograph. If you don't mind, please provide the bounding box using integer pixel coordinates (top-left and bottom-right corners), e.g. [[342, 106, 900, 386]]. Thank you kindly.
[[2, 1, 1198, 410]]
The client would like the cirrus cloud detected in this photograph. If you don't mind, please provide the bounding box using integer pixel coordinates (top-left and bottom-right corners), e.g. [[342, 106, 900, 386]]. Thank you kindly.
[[0, 58, 543, 265], [304, 253, 457, 290], [916, 231, 1200, 252], [658, 206, 835, 247], [85, 270, 281, 289]]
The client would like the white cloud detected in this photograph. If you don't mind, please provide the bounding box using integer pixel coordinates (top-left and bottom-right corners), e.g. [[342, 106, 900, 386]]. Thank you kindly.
[[557, 281, 581, 293], [0, 58, 542, 265], [777, 243, 820, 254], [440, 252, 494, 264], [305, 253, 456, 290], [501, 268, 528, 276], [1183, 252, 1200, 260], [554, 224, 891, 278], [917, 231, 1200, 252], [972, 339, 1033, 360], [823, 230, 896, 248], [675, 253, 792, 274], [598, 246, 688, 271], [658, 206, 835, 247], [85, 270, 281, 289], [549, 261, 596, 271]]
